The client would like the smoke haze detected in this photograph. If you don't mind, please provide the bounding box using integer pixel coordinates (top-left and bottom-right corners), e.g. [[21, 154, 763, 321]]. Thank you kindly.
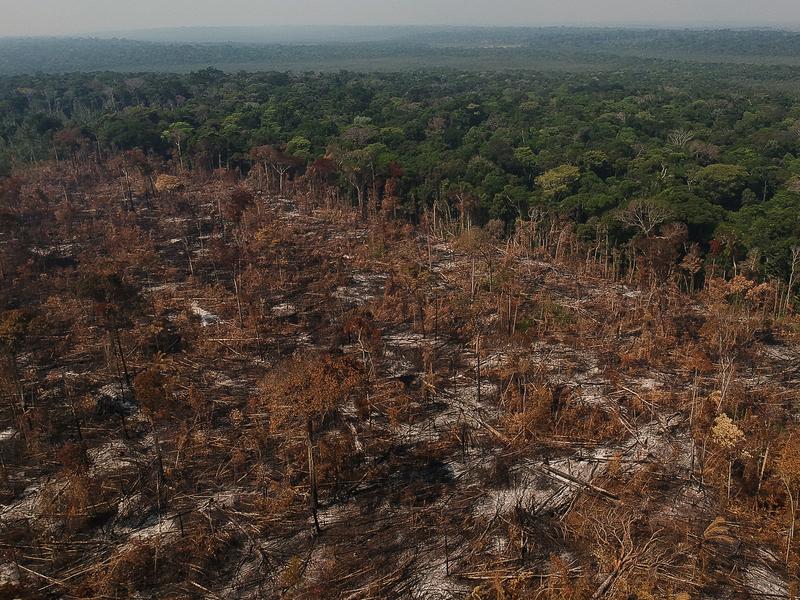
[[2, 0, 800, 37]]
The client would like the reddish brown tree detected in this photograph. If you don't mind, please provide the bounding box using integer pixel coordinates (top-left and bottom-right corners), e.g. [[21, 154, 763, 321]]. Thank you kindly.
[[257, 353, 360, 534]]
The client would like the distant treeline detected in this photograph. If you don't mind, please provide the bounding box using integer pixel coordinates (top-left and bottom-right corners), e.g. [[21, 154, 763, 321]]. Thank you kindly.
[[4, 28, 800, 75]]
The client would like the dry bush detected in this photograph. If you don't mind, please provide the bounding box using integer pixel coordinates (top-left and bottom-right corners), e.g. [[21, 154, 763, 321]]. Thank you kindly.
[[154, 174, 183, 194]]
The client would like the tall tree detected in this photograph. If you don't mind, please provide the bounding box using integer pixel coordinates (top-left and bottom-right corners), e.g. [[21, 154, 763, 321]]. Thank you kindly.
[[162, 121, 193, 171]]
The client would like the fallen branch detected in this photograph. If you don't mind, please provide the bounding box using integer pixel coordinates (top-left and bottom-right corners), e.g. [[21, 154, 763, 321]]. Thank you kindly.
[[539, 465, 620, 502]]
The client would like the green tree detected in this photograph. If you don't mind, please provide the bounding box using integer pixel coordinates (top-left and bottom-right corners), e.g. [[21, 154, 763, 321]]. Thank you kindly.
[[162, 121, 194, 170], [690, 164, 749, 208], [536, 165, 581, 202], [98, 107, 163, 151], [286, 136, 312, 162], [732, 190, 800, 276], [513, 146, 538, 185]]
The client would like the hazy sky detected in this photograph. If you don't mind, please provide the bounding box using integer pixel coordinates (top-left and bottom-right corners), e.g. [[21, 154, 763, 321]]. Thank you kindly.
[[3, 0, 800, 37]]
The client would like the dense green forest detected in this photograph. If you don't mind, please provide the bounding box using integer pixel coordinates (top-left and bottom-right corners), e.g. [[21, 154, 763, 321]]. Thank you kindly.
[[1, 37, 800, 277]]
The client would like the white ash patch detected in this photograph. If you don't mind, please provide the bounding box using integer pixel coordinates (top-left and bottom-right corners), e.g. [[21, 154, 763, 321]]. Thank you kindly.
[[271, 302, 298, 317], [455, 378, 499, 408], [538, 452, 610, 500], [122, 514, 181, 544], [620, 286, 643, 299], [94, 382, 136, 415], [761, 344, 799, 362], [383, 332, 429, 348], [334, 285, 374, 303], [29, 243, 75, 256], [116, 492, 146, 521], [473, 462, 574, 519], [475, 482, 535, 518], [293, 332, 313, 346], [145, 282, 181, 293], [97, 382, 123, 396], [208, 371, 237, 389], [621, 416, 692, 471], [333, 272, 387, 304], [410, 556, 471, 599], [354, 273, 385, 284], [0, 428, 17, 443], [381, 350, 415, 377], [1, 482, 43, 523], [271, 197, 300, 215], [259, 527, 312, 558], [394, 378, 498, 445], [395, 416, 448, 445], [0, 562, 20, 587], [191, 302, 222, 326], [468, 351, 510, 370], [2, 476, 83, 535], [316, 501, 360, 529], [197, 233, 224, 242], [88, 439, 138, 477], [472, 441, 629, 521], [203, 489, 241, 511], [45, 369, 82, 383], [629, 376, 664, 391], [137, 432, 156, 450], [575, 387, 613, 408], [338, 397, 360, 419]]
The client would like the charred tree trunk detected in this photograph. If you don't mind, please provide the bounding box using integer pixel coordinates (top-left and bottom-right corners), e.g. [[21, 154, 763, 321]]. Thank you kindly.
[[7, 352, 23, 418], [782, 476, 796, 564], [475, 334, 481, 404], [307, 418, 321, 535], [151, 415, 165, 483], [112, 327, 132, 397]]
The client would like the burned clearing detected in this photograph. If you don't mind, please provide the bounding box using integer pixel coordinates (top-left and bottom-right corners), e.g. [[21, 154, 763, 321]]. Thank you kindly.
[[1, 162, 799, 599]]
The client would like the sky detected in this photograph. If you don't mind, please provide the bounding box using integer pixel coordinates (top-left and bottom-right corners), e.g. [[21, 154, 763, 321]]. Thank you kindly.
[[2, 0, 800, 37]]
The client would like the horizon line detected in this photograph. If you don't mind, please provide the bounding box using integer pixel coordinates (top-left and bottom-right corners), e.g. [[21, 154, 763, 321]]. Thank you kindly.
[[4, 22, 800, 40]]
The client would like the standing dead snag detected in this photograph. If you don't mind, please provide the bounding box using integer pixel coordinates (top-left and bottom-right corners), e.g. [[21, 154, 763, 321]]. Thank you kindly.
[[777, 431, 800, 563], [787, 245, 800, 314], [257, 353, 360, 535], [79, 271, 142, 400], [344, 314, 381, 380], [250, 145, 303, 194], [454, 226, 493, 301], [619, 198, 673, 238], [132, 362, 178, 583], [134, 365, 176, 484], [0, 309, 31, 420]]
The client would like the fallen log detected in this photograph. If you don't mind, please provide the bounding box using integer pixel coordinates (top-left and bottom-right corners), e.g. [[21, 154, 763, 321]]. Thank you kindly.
[[538, 464, 621, 502]]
